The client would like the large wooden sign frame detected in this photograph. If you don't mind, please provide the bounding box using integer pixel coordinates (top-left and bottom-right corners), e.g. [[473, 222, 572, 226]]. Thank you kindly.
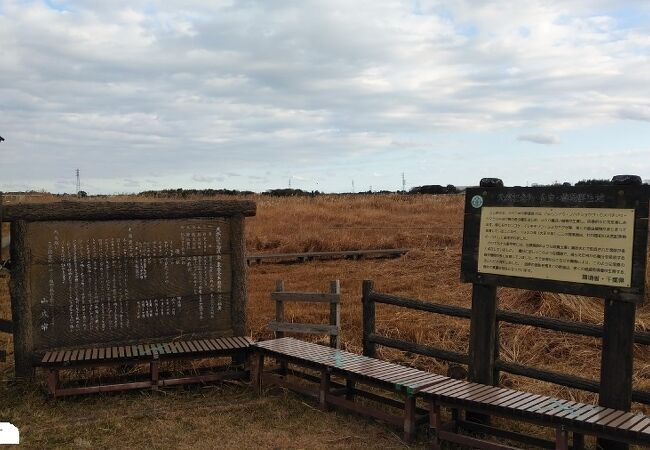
[[461, 183, 649, 303], [460, 176, 648, 450], [3, 200, 256, 377]]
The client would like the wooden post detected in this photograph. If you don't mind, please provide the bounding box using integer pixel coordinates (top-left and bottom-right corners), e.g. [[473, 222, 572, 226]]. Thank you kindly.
[[275, 280, 285, 340], [467, 282, 497, 424], [9, 220, 34, 379], [0, 191, 4, 264], [403, 394, 416, 443], [429, 399, 442, 450], [230, 214, 247, 366], [598, 299, 635, 450], [47, 369, 59, 397], [329, 280, 341, 349], [362, 280, 376, 358], [597, 175, 641, 450], [150, 353, 160, 391], [275, 280, 288, 375], [319, 369, 330, 411], [252, 352, 264, 395], [230, 214, 247, 336], [555, 426, 569, 450]]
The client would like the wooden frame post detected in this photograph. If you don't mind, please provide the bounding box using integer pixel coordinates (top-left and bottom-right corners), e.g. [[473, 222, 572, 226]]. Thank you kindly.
[[467, 282, 497, 423], [598, 298, 635, 450], [275, 280, 288, 375], [150, 353, 160, 391], [362, 280, 376, 358], [596, 175, 643, 450], [230, 213, 248, 366], [404, 394, 416, 443], [429, 398, 442, 450], [319, 369, 330, 411], [9, 220, 34, 379], [329, 280, 341, 349], [0, 191, 4, 263], [252, 352, 264, 395]]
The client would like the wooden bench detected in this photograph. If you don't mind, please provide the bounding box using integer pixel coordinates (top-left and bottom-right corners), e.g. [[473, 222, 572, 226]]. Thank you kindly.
[[40, 336, 253, 397], [252, 338, 650, 448], [252, 337, 448, 443], [421, 379, 650, 449]]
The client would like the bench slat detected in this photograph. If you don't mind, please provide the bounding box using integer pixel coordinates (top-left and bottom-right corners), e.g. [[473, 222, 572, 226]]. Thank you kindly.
[[630, 417, 650, 433], [618, 414, 647, 431]]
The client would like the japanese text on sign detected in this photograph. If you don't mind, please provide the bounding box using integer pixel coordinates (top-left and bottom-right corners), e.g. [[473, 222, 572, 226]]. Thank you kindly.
[[478, 207, 635, 287]]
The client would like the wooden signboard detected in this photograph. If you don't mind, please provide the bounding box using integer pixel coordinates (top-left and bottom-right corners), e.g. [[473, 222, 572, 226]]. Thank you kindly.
[[461, 184, 649, 303], [4, 200, 255, 377]]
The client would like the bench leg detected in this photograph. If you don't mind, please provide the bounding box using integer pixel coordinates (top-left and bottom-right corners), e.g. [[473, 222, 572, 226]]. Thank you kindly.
[[429, 398, 442, 450], [150, 355, 159, 391], [47, 369, 59, 397], [404, 394, 416, 443], [555, 426, 568, 450], [232, 352, 247, 367], [319, 370, 330, 411], [345, 379, 355, 401], [251, 353, 264, 395], [573, 432, 584, 450]]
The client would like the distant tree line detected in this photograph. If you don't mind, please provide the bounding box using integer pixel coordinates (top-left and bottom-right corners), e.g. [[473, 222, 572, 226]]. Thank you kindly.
[[138, 188, 254, 198], [409, 184, 459, 195], [532, 179, 614, 187]]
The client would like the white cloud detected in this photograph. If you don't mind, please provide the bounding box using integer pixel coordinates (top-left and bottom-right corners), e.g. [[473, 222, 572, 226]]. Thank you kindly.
[[517, 134, 560, 145], [0, 0, 649, 191], [192, 174, 225, 183]]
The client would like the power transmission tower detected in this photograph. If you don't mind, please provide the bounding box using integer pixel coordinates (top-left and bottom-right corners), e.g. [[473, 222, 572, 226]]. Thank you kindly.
[[289, 176, 292, 188], [75, 169, 81, 195], [352, 180, 355, 193], [402, 172, 406, 192]]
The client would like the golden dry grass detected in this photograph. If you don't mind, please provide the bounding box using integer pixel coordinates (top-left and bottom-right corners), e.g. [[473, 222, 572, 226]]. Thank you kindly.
[[1, 193, 649, 449]]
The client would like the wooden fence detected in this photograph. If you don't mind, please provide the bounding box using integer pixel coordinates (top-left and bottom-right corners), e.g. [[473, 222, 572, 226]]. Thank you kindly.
[[361, 280, 650, 406], [269, 280, 341, 349]]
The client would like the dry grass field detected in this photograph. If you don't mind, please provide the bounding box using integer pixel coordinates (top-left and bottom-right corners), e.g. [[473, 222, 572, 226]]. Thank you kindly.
[[1, 193, 649, 449]]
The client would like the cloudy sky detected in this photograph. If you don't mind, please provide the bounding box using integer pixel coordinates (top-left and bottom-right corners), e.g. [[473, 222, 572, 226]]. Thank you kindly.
[[1, 0, 649, 194]]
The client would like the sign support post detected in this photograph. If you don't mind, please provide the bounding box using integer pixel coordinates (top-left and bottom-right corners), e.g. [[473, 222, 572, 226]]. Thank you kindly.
[[598, 175, 643, 450]]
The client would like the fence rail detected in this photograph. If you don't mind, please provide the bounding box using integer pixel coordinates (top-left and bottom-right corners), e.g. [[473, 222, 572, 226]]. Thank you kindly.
[[247, 248, 409, 265], [362, 280, 650, 406]]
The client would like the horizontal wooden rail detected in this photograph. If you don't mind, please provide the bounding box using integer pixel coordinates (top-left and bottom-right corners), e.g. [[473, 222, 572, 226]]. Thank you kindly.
[[368, 334, 469, 365], [369, 291, 650, 346], [497, 310, 650, 346], [495, 359, 600, 393], [271, 292, 340, 303], [2, 200, 256, 221], [495, 360, 650, 405], [248, 248, 409, 264], [368, 292, 472, 319], [0, 319, 12, 334], [268, 321, 339, 336]]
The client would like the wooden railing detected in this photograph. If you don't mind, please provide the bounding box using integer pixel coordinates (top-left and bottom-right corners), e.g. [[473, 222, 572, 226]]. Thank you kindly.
[[248, 249, 409, 265], [361, 280, 650, 405], [270, 279, 341, 349]]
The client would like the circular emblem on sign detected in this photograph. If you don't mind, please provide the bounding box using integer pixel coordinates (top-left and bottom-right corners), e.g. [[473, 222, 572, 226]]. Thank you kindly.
[[471, 195, 483, 208]]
